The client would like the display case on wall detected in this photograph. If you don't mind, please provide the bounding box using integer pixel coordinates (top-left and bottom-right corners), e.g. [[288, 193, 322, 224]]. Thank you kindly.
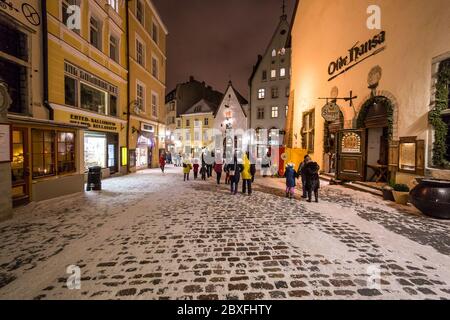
[[398, 136, 425, 176]]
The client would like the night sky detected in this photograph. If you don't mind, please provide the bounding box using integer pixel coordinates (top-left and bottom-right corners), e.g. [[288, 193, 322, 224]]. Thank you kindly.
[[152, 0, 296, 98]]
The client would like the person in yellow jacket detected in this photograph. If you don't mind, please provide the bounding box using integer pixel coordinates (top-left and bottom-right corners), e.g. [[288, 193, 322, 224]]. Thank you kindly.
[[242, 152, 253, 195], [183, 159, 193, 181]]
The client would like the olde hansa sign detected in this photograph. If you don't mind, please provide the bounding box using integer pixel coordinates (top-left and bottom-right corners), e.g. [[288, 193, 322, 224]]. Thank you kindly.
[[328, 31, 386, 81], [321, 102, 341, 122]]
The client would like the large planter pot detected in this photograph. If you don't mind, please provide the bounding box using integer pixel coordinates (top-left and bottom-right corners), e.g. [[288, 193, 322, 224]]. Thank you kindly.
[[393, 191, 409, 205], [382, 188, 395, 201], [410, 179, 450, 219]]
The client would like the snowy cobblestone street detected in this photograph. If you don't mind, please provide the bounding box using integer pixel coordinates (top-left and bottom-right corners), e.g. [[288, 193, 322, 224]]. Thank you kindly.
[[0, 166, 449, 300]]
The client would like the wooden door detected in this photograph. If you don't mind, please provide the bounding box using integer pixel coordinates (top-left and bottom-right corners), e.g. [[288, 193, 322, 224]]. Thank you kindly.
[[337, 129, 367, 181], [11, 127, 30, 206]]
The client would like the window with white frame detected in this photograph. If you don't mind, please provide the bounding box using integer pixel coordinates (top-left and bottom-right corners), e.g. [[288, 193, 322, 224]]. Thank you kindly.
[[152, 21, 158, 44], [90, 16, 102, 50], [109, 35, 119, 63], [136, 38, 144, 66], [152, 56, 158, 79], [151, 92, 158, 118], [271, 106, 279, 118], [271, 69, 276, 78], [136, 0, 144, 25], [136, 83, 145, 111], [280, 68, 286, 77], [108, 0, 119, 12], [258, 88, 265, 100]]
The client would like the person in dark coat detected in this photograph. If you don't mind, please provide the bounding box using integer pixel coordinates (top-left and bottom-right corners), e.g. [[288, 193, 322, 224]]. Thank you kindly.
[[226, 155, 243, 195], [214, 162, 223, 185], [297, 155, 311, 198], [304, 161, 320, 202], [285, 164, 297, 199]]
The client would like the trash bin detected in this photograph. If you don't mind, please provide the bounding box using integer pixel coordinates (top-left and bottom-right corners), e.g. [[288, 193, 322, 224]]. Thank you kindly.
[[86, 166, 102, 191]]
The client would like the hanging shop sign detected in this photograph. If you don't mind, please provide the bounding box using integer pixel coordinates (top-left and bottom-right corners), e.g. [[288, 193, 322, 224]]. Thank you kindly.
[[321, 102, 341, 122], [69, 114, 118, 132], [341, 132, 361, 153], [328, 31, 386, 81]]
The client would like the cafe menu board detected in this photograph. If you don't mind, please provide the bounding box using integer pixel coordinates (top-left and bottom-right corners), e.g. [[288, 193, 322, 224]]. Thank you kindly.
[[0, 124, 11, 163], [341, 132, 361, 153]]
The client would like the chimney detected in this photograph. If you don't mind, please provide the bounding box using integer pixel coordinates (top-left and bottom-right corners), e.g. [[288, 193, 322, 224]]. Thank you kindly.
[[189, 75, 194, 81], [202, 81, 206, 87], [207, 85, 212, 90]]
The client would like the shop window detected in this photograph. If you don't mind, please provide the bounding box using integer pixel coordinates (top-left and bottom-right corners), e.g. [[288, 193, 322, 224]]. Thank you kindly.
[[90, 16, 102, 51], [271, 87, 279, 99], [152, 93, 158, 118], [84, 131, 106, 170], [109, 35, 119, 63], [62, 0, 80, 34], [269, 129, 280, 146], [81, 82, 107, 114], [301, 110, 315, 153], [1, 57, 28, 114], [57, 132, 76, 174], [109, 95, 118, 117], [257, 107, 265, 120], [64, 76, 77, 107], [258, 88, 265, 100], [271, 106, 279, 118], [32, 129, 56, 178], [0, 19, 28, 61]]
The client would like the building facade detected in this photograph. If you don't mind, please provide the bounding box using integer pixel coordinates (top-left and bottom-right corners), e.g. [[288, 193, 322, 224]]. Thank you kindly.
[[128, 0, 168, 171], [249, 13, 291, 155], [289, 0, 450, 185]]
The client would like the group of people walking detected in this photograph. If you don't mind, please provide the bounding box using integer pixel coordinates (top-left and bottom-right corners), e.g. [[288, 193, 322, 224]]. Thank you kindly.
[[177, 152, 320, 202], [286, 155, 320, 202]]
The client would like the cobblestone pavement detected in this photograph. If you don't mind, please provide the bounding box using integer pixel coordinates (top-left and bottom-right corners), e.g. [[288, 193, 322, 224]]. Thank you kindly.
[[0, 166, 449, 300]]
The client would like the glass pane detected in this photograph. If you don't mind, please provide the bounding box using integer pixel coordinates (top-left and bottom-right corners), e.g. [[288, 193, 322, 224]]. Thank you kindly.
[[84, 133, 106, 170], [66, 132, 75, 143], [81, 83, 107, 114], [109, 95, 117, 117], [12, 130, 23, 144], [64, 76, 77, 106], [58, 142, 66, 153]]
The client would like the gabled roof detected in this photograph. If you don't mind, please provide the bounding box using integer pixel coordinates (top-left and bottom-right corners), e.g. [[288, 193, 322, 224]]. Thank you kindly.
[[183, 98, 218, 115], [249, 15, 291, 85], [216, 81, 248, 118]]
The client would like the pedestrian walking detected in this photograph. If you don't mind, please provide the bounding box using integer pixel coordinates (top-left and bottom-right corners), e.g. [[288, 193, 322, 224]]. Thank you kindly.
[[200, 163, 207, 181], [159, 154, 166, 173], [224, 159, 230, 184], [214, 161, 223, 185], [183, 160, 192, 181], [297, 155, 311, 198], [285, 163, 297, 199], [241, 152, 253, 196], [227, 154, 242, 195], [304, 161, 320, 202], [193, 160, 199, 180]]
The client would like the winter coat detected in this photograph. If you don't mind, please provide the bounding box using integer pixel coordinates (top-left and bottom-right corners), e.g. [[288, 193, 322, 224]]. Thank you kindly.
[[226, 159, 243, 179], [193, 164, 199, 173], [285, 166, 296, 188], [214, 163, 223, 173], [159, 156, 166, 167], [183, 162, 192, 174], [297, 161, 308, 179], [242, 155, 252, 180], [304, 161, 320, 191]]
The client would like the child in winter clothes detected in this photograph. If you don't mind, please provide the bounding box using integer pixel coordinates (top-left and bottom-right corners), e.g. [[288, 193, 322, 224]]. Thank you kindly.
[[304, 161, 320, 202], [183, 160, 193, 181], [285, 163, 297, 199], [193, 160, 199, 180]]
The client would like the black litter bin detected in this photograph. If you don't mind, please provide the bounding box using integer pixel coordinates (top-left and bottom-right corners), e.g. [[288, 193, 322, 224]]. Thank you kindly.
[[86, 166, 102, 191]]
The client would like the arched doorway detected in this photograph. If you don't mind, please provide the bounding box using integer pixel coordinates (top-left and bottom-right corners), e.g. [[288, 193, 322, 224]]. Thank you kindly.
[[356, 96, 394, 182]]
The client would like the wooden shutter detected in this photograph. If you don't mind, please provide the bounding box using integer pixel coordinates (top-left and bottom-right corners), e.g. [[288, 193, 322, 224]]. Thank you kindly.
[[388, 141, 399, 170], [416, 140, 425, 176]]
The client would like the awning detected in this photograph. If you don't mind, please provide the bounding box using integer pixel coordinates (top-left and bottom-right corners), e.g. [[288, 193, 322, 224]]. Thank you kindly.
[[8, 114, 89, 130]]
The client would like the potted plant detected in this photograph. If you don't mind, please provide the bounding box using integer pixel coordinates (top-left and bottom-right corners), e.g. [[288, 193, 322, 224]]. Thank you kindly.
[[382, 179, 395, 201], [393, 184, 410, 205]]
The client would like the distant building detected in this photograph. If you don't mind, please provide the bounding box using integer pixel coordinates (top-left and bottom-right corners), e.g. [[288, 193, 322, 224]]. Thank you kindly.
[[249, 11, 291, 158], [165, 76, 223, 154]]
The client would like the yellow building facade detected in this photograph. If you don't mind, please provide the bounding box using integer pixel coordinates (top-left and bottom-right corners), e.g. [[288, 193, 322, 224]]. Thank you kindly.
[[127, 0, 168, 170], [179, 112, 215, 157]]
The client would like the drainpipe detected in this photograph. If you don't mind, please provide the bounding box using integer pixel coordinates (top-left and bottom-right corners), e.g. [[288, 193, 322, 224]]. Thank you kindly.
[[41, 0, 53, 120], [125, 0, 131, 174]]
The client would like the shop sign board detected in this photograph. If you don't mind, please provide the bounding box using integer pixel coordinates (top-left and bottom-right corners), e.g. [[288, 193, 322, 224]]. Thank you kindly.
[[341, 132, 361, 153], [321, 102, 341, 122], [63, 113, 118, 132]]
